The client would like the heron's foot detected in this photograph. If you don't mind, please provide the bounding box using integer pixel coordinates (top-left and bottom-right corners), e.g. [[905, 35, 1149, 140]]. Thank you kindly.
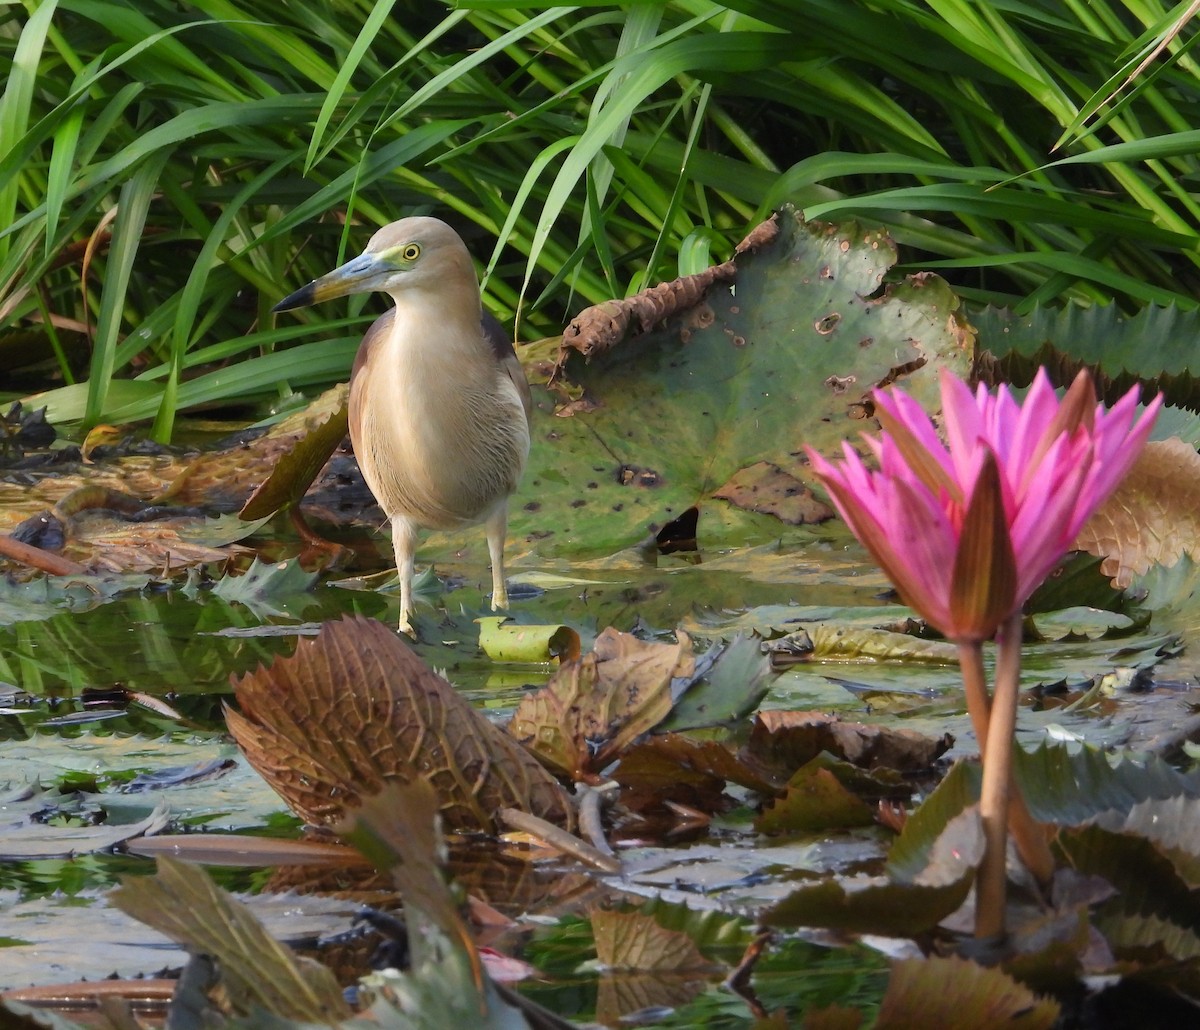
[[491, 584, 510, 610], [397, 611, 416, 637]]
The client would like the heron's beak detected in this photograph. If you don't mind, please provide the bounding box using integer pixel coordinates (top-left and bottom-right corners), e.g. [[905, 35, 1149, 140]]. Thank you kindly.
[[273, 253, 392, 312]]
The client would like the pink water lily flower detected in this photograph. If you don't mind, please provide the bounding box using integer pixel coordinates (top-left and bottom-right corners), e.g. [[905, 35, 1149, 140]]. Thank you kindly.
[[807, 368, 1161, 643]]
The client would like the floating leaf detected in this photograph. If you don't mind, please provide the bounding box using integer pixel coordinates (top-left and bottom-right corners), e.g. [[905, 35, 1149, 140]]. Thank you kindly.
[[754, 762, 876, 834], [760, 871, 973, 936], [109, 856, 352, 1024], [745, 710, 953, 788], [1091, 795, 1200, 888], [507, 628, 694, 780], [0, 791, 168, 861], [203, 557, 319, 619], [477, 616, 581, 663], [874, 956, 1059, 1029], [658, 634, 773, 732], [227, 616, 573, 832], [974, 301, 1200, 411], [512, 206, 973, 556]]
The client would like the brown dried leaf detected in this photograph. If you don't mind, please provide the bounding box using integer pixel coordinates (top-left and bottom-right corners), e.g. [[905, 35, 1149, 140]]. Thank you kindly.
[[591, 909, 714, 972], [615, 733, 775, 796], [744, 710, 952, 788], [239, 390, 349, 520], [1075, 437, 1200, 587], [712, 460, 835, 525], [226, 616, 573, 832], [108, 856, 352, 1024], [507, 628, 694, 780], [163, 384, 350, 508], [557, 215, 780, 363]]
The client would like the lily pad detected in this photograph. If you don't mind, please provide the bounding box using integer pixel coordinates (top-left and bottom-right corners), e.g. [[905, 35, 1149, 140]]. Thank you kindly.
[[509, 207, 973, 557]]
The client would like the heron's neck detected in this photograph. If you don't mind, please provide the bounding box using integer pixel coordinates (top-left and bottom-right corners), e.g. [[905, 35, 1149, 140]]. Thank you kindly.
[[385, 290, 485, 366]]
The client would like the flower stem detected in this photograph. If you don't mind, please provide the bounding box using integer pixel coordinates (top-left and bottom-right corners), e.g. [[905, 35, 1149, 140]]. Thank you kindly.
[[974, 612, 1025, 941], [957, 641, 1055, 887]]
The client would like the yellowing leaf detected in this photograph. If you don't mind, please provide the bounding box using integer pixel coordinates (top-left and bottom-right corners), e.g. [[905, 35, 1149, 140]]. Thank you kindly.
[[507, 628, 694, 779]]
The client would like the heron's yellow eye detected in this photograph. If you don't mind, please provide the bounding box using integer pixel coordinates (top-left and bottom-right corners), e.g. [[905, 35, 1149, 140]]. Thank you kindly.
[[401, 243, 421, 262]]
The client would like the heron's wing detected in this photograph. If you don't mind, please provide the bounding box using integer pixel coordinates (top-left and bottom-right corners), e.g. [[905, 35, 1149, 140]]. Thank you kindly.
[[348, 308, 396, 445], [482, 310, 532, 426]]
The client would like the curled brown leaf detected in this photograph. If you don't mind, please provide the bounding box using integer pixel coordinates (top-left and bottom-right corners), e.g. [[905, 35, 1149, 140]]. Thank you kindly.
[[226, 616, 573, 832]]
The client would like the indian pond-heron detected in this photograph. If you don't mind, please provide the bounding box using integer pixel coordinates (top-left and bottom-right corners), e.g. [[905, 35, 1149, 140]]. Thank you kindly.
[[274, 217, 532, 635]]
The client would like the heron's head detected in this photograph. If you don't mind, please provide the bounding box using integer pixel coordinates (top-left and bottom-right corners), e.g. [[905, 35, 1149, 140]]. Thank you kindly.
[[273, 216, 476, 312]]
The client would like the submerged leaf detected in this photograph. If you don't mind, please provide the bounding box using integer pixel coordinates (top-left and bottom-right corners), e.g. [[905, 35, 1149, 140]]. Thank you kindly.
[[591, 909, 715, 972], [227, 616, 572, 832]]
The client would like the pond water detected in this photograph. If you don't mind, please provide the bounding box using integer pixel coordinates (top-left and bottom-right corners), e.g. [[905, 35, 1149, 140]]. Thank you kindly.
[[0, 530, 1193, 1024]]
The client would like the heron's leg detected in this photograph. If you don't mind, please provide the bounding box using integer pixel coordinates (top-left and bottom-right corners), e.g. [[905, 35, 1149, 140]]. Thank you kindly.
[[485, 504, 510, 610], [391, 515, 419, 635]]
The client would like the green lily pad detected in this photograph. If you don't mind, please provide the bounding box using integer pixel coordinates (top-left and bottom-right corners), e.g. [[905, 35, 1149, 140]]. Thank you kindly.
[[510, 207, 973, 557]]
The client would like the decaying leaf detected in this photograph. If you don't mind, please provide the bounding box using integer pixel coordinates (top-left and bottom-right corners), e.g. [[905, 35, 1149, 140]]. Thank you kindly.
[[1076, 438, 1200, 587], [507, 628, 694, 780], [108, 856, 352, 1024], [227, 615, 573, 831], [239, 388, 350, 520], [754, 762, 876, 835], [745, 710, 953, 786], [559, 214, 780, 362], [592, 909, 716, 972], [712, 460, 834, 525], [874, 956, 1059, 1028], [613, 733, 777, 805]]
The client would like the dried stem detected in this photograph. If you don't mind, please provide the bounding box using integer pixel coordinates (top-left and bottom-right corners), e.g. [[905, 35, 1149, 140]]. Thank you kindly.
[[957, 641, 1055, 887], [974, 612, 1025, 940]]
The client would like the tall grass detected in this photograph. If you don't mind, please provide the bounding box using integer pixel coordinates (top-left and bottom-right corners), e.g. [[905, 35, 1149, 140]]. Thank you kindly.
[[1, 0, 1198, 437]]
